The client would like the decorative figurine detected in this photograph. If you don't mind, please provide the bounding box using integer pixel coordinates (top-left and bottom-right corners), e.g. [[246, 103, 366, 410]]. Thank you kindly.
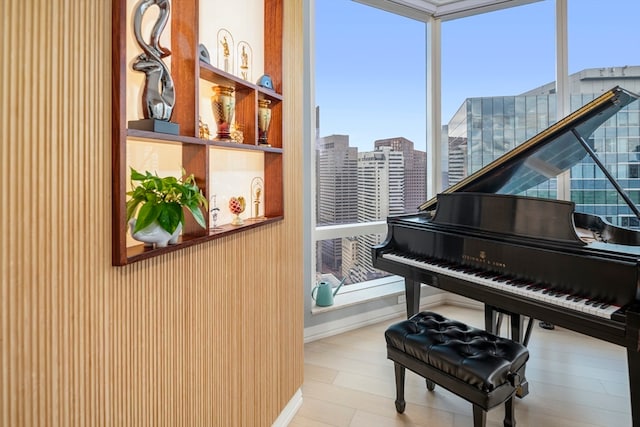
[[129, 0, 179, 135], [251, 177, 264, 218], [256, 74, 273, 90], [217, 29, 234, 73], [258, 99, 272, 145], [221, 37, 230, 63], [198, 116, 210, 139], [198, 43, 211, 64], [237, 41, 252, 81], [229, 196, 246, 226], [230, 121, 243, 143]]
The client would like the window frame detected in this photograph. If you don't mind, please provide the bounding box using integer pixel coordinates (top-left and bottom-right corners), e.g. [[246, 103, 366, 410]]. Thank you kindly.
[[303, 0, 573, 333]]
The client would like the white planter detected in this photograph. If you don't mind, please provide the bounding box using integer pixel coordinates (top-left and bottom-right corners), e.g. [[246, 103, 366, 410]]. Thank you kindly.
[[129, 219, 182, 248]]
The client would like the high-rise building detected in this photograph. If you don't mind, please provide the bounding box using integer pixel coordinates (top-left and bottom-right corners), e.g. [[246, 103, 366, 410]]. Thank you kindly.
[[315, 135, 427, 280], [341, 236, 358, 279], [353, 146, 405, 281], [316, 134, 358, 273], [374, 137, 427, 212], [445, 66, 640, 227]]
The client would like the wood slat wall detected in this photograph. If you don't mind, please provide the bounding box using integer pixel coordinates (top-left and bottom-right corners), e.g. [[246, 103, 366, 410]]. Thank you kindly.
[[0, 0, 304, 426]]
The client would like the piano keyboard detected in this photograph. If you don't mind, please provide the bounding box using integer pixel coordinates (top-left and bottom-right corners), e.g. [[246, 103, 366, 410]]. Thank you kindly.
[[382, 251, 621, 320]]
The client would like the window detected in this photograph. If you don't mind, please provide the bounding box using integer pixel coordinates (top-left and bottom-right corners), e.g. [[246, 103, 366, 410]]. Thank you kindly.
[[567, 0, 640, 226], [306, 0, 640, 328], [441, 1, 555, 187], [314, 0, 426, 288]]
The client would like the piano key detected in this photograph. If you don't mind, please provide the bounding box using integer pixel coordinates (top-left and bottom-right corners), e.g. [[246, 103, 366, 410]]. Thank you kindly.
[[381, 251, 621, 320]]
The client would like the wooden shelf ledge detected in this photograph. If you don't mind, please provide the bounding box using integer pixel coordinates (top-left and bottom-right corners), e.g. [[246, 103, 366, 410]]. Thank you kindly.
[[123, 216, 284, 265]]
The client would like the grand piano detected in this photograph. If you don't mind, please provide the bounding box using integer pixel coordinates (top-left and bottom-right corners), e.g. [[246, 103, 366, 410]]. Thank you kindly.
[[372, 86, 640, 425]]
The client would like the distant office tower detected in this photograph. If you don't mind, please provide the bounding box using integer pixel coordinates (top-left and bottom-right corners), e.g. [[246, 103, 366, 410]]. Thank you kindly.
[[341, 236, 358, 279], [316, 134, 358, 273], [374, 137, 427, 212], [445, 66, 640, 227], [353, 146, 405, 281]]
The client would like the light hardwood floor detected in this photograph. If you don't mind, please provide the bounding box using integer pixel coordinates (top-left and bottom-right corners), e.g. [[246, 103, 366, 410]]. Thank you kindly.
[[291, 304, 632, 427]]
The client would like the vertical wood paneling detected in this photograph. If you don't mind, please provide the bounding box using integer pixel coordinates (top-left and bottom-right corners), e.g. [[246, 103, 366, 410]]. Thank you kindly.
[[1, 0, 304, 426]]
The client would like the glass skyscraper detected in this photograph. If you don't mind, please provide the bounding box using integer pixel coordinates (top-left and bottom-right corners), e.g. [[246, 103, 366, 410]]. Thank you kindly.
[[446, 66, 640, 228]]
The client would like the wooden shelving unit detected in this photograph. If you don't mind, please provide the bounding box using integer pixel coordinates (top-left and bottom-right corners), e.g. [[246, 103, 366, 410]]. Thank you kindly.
[[111, 0, 283, 266]]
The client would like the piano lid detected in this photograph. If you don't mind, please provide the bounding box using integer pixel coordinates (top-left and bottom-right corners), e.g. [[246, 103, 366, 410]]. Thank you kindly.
[[420, 86, 640, 212]]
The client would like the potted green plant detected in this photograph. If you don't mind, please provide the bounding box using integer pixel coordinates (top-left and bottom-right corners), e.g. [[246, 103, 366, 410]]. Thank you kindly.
[[126, 167, 208, 247]]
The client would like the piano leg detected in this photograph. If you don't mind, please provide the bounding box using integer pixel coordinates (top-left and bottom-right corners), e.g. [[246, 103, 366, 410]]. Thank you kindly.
[[510, 312, 525, 343], [484, 306, 499, 334], [404, 278, 420, 318], [626, 305, 640, 427], [628, 347, 639, 427]]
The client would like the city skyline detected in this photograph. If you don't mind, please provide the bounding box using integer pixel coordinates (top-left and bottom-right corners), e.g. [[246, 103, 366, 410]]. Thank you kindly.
[[315, 67, 640, 280], [315, 0, 640, 151], [316, 135, 426, 280]]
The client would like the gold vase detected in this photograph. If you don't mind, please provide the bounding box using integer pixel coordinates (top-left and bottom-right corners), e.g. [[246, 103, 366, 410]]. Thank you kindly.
[[258, 98, 272, 145], [211, 86, 235, 140]]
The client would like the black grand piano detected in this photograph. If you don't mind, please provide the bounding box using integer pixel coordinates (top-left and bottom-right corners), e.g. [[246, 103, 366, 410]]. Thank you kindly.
[[372, 86, 640, 425]]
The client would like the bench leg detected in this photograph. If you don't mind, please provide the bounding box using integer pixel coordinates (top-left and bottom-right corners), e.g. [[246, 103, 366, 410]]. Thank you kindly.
[[394, 363, 406, 413], [472, 404, 487, 427], [504, 396, 515, 427]]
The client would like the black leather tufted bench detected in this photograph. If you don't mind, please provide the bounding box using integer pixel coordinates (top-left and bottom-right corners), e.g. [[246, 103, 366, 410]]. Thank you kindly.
[[385, 311, 529, 427]]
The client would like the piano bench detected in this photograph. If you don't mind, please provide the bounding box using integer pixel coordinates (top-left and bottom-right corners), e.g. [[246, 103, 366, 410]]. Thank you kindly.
[[385, 311, 529, 427]]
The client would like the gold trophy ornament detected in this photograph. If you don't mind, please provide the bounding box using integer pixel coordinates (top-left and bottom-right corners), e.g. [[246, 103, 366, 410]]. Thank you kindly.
[[229, 196, 246, 225]]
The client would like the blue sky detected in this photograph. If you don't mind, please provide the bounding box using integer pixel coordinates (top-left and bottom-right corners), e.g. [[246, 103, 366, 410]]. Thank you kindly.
[[315, 0, 640, 150]]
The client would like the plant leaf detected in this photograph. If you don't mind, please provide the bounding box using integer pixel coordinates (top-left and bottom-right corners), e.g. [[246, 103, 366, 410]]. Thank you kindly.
[[134, 202, 160, 232], [157, 202, 183, 234], [126, 198, 141, 221], [130, 167, 148, 181], [188, 205, 206, 229]]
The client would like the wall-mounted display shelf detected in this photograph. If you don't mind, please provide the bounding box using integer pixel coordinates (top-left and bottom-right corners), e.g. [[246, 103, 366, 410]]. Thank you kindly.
[[112, 0, 283, 266]]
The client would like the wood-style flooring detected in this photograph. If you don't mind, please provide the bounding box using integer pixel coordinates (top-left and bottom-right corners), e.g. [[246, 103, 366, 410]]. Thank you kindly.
[[291, 304, 632, 426]]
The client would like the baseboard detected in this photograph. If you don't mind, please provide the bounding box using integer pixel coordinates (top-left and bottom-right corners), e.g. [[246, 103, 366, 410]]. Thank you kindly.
[[304, 293, 448, 343], [445, 293, 483, 310], [271, 388, 303, 427]]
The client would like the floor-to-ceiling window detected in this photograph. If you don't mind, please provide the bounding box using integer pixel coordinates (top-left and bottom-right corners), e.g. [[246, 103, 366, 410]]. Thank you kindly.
[[442, 0, 640, 221], [567, 0, 640, 228], [314, 1, 426, 287], [306, 0, 640, 333], [441, 1, 556, 188]]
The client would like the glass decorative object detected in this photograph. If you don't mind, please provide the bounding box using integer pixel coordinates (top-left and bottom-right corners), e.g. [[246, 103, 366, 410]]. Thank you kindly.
[[237, 41, 252, 81], [229, 196, 246, 226], [258, 99, 272, 146], [216, 29, 234, 73], [211, 85, 235, 141], [210, 194, 221, 231], [251, 177, 264, 218]]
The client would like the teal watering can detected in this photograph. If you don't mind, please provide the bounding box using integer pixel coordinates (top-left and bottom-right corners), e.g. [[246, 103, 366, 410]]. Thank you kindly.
[[312, 276, 347, 307]]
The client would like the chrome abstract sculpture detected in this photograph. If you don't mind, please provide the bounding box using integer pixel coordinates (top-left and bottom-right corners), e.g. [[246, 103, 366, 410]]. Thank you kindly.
[[132, 0, 175, 122]]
